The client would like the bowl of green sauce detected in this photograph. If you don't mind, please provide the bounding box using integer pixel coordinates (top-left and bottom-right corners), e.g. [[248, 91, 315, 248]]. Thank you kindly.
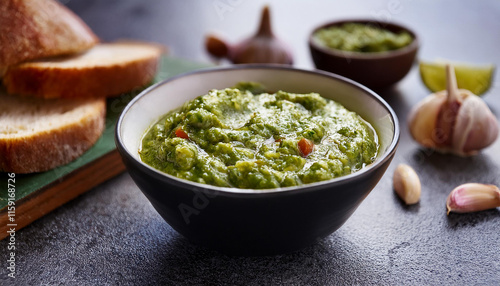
[[116, 65, 399, 255], [309, 19, 419, 89]]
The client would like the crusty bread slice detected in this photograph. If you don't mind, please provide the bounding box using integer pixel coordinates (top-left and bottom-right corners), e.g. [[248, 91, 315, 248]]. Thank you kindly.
[[3, 42, 164, 99], [0, 0, 98, 75], [0, 91, 106, 173]]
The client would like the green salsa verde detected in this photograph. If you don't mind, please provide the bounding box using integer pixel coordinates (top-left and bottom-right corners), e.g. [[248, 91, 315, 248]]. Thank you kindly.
[[314, 23, 413, 53], [140, 83, 379, 189]]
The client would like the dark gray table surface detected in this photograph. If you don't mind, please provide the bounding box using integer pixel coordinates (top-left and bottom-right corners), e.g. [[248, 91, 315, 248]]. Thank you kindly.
[[2, 0, 500, 285]]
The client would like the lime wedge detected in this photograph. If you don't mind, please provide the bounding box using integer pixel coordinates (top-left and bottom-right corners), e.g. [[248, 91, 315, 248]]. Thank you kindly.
[[419, 61, 495, 95]]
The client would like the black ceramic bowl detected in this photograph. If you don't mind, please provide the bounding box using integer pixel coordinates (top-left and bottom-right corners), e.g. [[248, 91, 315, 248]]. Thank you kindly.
[[115, 65, 399, 255], [309, 19, 419, 89]]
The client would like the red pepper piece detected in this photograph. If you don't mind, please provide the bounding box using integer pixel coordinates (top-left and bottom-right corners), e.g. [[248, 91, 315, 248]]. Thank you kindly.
[[298, 138, 314, 157], [175, 128, 189, 139]]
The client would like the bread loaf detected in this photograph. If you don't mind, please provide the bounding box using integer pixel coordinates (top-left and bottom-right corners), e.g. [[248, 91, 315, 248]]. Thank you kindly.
[[3, 42, 164, 99], [0, 0, 98, 75], [0, 91, 106, 173]]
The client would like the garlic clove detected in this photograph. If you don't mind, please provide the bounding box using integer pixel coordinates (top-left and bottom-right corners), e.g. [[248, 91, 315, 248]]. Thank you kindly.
[[408, 91, 447, 149], [408, 64, 499, 156], [446, 183, 500, 214], [453, 92, 500, 155], [393, 164, 421, 205], [205, 34, 230, 59]]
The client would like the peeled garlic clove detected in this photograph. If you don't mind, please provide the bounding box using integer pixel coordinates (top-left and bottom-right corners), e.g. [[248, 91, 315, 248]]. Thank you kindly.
[[393, 164, 421, 205], [408, 65, 499, 156], [446, 183, 500, 214]]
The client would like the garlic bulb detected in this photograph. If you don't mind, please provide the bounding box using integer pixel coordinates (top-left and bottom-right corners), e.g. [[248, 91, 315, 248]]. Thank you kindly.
[[205, 6, 293, 65], [408, 65, 499, 156]]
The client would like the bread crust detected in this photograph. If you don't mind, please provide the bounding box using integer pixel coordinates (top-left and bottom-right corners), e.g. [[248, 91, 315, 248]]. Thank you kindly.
[[0, 0, 98, 69], [0, 99, 106, 173], [3, 43, 163, 99], [4, 55, 159, 99]]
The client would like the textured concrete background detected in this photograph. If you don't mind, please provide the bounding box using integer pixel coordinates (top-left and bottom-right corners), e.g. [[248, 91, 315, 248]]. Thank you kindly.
[[1, 0, 499, 285]]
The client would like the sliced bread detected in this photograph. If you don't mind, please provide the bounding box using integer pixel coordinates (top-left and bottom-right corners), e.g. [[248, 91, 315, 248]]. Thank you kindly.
[[3, 42, 164, 99], [0, 91, 106, 173], [0, 0, 98, 74]]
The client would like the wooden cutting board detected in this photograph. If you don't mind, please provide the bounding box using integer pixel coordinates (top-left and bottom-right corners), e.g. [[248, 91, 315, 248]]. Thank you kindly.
[[0, 57, 211, 239]]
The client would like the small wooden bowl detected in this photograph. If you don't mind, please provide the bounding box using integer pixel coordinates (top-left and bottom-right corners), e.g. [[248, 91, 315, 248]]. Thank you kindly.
[[309, 19, 419, 89]]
